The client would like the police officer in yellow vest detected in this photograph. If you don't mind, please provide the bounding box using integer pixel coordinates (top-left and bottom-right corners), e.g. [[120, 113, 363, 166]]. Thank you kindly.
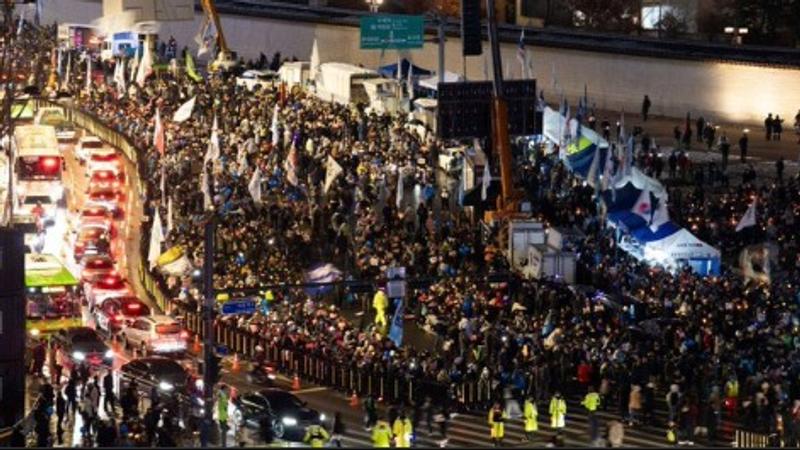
[[582, 386, 601, 441], [371, 417, 393, 448], [523, 396, 538, 442], [303, 423, 330, 448], [488, 401, 508, 447], [373, 289, 388, 329], [549, 392, 567, 429], [392, 411, 413, 448]]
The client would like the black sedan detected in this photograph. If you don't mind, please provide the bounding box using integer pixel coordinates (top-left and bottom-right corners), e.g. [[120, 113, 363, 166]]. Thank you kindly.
[[119, 356, 199, 398], [53, 327, 114, 370], [233, 388, 324, 441]]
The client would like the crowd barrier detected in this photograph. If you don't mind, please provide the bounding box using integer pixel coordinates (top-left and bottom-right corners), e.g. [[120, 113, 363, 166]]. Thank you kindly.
[[733, 430, 773, 448], [39, 99, 495, 412]]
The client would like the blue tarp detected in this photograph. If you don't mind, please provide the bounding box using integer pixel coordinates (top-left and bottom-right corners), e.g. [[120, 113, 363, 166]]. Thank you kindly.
[[607, 210, 647, 231], [378, 59, 432, 79], [630, 221, 681, 243], [602, 182, 641, 213]]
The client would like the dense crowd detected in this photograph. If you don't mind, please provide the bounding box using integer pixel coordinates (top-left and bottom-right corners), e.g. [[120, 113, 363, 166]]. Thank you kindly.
[[11, 17, 800, 447]]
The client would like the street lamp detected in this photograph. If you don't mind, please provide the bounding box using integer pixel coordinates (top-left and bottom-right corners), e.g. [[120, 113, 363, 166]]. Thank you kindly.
[[724, 26, 748, 45], [366, 0, 383, 13]]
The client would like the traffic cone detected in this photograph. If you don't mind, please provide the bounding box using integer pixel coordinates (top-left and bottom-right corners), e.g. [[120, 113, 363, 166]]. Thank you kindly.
[[292, 374, 301, 391], [231, 354, 240, 374], [193, 335, 201, 354], [350, 392, 359, 408]]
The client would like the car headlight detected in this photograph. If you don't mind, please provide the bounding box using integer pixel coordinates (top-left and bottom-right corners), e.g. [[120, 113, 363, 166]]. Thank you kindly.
[[195, 379, 204, 390], [319, 413, 326, 422], [72, 351, 85, 361], [104, 349, 114, 359], [158, 381, 174, 392], [281, 417, 297, 427]]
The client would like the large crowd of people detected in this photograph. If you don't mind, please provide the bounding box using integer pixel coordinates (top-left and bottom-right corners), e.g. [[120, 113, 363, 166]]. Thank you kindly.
[[10, 17, 800, 447]]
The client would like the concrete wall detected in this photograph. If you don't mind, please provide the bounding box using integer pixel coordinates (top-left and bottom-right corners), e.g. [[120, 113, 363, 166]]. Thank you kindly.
[[40, 0, 800, 125]]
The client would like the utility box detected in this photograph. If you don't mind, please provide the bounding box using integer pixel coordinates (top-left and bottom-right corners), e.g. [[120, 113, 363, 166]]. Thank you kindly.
[[508, 220, 545, 270], [526, 244, 576, 284]]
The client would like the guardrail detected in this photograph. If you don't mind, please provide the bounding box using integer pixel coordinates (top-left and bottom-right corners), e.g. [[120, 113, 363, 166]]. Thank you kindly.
[[38, 98, 494, 411], [733, 430, 774, 448]]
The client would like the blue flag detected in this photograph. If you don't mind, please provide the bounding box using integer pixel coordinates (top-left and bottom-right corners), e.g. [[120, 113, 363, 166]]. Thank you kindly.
[[388, 298, 404, 347]]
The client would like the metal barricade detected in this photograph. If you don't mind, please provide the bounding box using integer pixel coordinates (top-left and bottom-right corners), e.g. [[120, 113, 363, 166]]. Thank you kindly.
[[734, 430, 771, 448]]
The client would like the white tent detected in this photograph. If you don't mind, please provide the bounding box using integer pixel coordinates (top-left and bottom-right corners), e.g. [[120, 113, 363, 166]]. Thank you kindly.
[[419, 71, 463, 91], [643, 228, 720, 266], [613, 166, 668, 202]]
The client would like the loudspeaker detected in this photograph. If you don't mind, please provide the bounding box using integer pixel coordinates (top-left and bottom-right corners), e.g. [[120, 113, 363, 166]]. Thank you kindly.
[[0, 229, 24, 294], [461, 0, 483, 56]]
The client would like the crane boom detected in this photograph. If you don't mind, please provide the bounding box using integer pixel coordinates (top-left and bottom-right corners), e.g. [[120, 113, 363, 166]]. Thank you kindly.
[[200, 0, 238, 72]]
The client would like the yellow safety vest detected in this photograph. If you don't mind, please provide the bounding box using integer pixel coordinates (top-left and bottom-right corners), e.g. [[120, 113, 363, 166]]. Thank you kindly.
[[582, 392, 601, 412], [372, 421, 393, 448], [726, 380, 739, 398], [303, 425, 329, 448], [524, 400, 539, 432], [488, 408, 507, 439], [392, 418, 413, 447]]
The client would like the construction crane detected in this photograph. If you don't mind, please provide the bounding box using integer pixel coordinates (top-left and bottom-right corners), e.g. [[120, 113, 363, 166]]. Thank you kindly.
[[484, 0, 526, 222], [199, 0, 238, 73]]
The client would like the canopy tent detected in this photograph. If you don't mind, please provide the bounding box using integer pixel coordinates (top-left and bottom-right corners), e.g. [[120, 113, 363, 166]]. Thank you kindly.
[[612, 166, 668, 202], [378, 59, 432, 79], [643, 228, 721, 276], [418, 71, 463, 91], [630, 221, 681, 243]]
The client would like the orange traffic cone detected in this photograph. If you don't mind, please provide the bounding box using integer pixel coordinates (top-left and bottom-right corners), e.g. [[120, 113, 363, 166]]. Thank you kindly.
[[231, 354, 241, 374], [350, 392, 359, 408], [193, 335, 201, 354], [292, 374, 301, 391]]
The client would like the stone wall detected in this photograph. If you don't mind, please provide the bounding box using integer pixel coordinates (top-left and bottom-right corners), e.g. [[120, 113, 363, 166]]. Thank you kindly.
[[40, 0, 800, 124]]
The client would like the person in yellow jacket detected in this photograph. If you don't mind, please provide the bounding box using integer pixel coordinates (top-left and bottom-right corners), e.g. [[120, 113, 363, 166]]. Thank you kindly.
[[523, 396, 538, 442], [582, 386, 601, 442], [392, 411, 414, 448], [371, 418, 393, 448], [549, 392, 567, 429], [488, 401, 508, 447], [373, 289, 388, 329], [303, 423, 330, 448]]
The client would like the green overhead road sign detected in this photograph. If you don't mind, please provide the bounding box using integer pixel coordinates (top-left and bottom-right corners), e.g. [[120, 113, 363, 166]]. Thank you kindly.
[[360, 15, 425, 50]]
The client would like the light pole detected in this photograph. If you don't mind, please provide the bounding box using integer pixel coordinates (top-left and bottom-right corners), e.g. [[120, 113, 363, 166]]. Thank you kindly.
[[366, 0, 383, 13], [724, 26, 748, 45]]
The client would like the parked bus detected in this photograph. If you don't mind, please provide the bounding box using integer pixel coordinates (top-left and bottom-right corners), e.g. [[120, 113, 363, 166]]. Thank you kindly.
[[25, 253, 82, 335]]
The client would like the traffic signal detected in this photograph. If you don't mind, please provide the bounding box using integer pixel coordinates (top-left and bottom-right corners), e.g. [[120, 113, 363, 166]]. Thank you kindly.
[[461, 0, 483, 56]]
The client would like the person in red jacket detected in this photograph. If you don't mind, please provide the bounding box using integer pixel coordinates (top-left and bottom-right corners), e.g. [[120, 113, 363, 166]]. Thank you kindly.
[[577, 360, 593, 388]]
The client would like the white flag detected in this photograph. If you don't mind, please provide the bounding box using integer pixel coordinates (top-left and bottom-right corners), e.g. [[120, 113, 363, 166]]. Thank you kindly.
[[204, 116, 220, 164], [396, 55, 402, 81], [201, 165, 212, 210], [284, 140, 299, 186], [736, 200, 757, 232], [113, 58, 126, 96], [248, 167, 262, 205], [85, 54, 92, 92], [395, 166, 405, 209], [148, 209, 164, 270], [167, 195, 174, 234], [309, 38, 320, 83], [129, 47, 140, 83], [406, 63, 414, 99], [62, 52, 71, 89], [649, 198, 670, 232], [482, 160, 491, 201], [136, 42, 153, 87], [324, 156, 343, 194], [172, 96, 196, 123], [57, 48, 62, 77], [270, 104, 280, 147]]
